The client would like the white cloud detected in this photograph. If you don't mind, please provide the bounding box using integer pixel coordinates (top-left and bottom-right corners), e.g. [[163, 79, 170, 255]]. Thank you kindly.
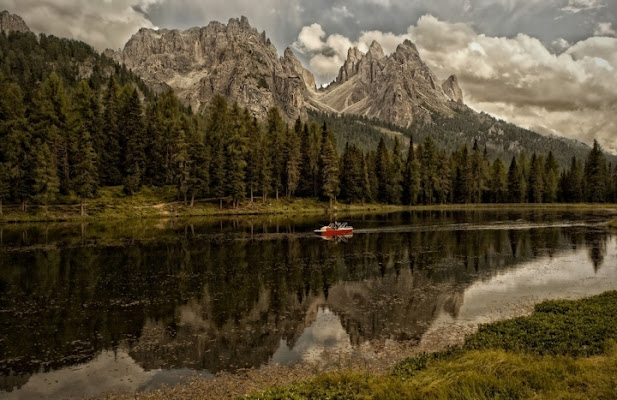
[[562, 0, 606, 13], [295, 23, 326, 52], [331, 5, 354, 20], [594, 22, 616, 37], [294, 14, 617, 151], [1, 0, 157, 50]]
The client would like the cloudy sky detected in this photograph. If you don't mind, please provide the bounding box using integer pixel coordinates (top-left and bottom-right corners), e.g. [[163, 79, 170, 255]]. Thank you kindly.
[[2, 0, 616, 151]]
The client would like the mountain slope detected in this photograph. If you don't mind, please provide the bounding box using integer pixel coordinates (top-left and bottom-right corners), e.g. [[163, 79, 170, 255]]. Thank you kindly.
[[311, 40, 464, 127], [109, 17, 315, 121]]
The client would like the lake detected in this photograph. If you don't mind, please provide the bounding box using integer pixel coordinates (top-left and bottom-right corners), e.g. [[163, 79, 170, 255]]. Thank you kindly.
[[0, 210, 616, 399]]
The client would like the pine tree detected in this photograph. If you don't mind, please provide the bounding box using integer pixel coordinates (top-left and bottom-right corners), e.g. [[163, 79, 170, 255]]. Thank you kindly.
[[0, 73, 30, 211], [528, 153, 544, 203], [284, 126, 302, 198], [340, 143, 365, 203], [121, 88, 146, 178], [389, 138, 404, 204], [173, 118, 191, 205], [375, 138, 391, 203], [245, 115, 261, 202], [508, 157, 524, 203], [206, 95, 230, 208], [187, 118, 209, 207], [30, 72, 72, 193], [420, 137, 438, 205], [72, 81, 99, 215], [584, 140, 607, 203], [266, 107, 286, 200], [319, 122, 340, 206], [225, 103, 248, 208], [31, 141, 59, 215], [123, 162, 141, 204], [489, 158, 507, 203], [101, 76, 122, 185]]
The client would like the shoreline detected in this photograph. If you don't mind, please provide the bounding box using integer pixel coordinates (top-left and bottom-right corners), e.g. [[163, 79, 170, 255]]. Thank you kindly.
[[98, 291, 617, 400], [2, 195, 617, 224]]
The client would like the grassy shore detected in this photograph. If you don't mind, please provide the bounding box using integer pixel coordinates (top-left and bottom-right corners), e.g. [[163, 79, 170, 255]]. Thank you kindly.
[[2, 185, 617, 223], [247, 291, 617, 400], [99, 292, 617, 400]]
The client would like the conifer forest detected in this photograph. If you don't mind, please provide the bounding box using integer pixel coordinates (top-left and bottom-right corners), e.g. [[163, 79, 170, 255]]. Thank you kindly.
[[0, 31, 615, 215]]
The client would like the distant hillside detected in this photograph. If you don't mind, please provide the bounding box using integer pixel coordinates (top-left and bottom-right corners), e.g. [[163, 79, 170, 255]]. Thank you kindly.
[[311, 109, 614, 168], [0, 29, 152, 99]]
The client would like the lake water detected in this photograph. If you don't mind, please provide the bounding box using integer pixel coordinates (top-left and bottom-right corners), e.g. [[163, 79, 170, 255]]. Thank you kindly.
[[0, 210, 616, 399]]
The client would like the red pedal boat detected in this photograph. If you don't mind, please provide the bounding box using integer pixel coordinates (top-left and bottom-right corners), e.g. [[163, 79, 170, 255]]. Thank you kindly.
[[314, 222, 353, 236]]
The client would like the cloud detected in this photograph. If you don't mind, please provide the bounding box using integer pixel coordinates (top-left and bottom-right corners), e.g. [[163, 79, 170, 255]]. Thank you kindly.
[[562, 0, 606, 13], [1, 0, 158, 51], [594, 22, 616, 36], [294, 14, 617, 151]]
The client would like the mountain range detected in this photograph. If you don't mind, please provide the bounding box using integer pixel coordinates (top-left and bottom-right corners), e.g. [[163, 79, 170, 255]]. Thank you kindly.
[[1, 11, 611, 166]]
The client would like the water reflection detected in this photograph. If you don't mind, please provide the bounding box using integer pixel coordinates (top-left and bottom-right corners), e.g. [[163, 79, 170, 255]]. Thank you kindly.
[[0, 211, 615, 399]]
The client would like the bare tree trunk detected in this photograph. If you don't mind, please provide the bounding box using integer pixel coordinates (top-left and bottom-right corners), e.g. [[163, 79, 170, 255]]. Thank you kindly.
[[250, 184, 254, 203], [190, 193, 195, 208], [219, 198, 223, 210], [276, 188, 279, 200]]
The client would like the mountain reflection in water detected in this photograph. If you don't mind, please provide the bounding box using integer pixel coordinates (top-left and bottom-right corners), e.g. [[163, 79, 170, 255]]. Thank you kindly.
[[0, 210, 615, 399]]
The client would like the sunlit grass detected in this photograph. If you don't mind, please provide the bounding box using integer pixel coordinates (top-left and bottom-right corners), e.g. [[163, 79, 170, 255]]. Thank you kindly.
[[246, 292, 617, 400]]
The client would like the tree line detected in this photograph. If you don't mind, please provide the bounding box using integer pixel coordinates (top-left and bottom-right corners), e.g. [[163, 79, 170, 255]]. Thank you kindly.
[[1, 70, 615, 216]]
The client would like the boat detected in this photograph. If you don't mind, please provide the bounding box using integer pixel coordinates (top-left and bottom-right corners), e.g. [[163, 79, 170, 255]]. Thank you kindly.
[[314, 222, 353, 236]]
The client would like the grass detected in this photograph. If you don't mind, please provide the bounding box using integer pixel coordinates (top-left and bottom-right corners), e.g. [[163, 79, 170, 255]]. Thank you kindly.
[[245, 291, 617, 400], [608, 219, 617, 228], [2, 185, 617, 223]]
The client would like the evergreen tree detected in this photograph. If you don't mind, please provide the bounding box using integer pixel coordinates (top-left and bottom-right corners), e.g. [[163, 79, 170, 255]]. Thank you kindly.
[[267, 107, 286, 200], [284, 125, 302, 198], [508, 157, 525, 203], [528, 153, 544, 203], [173, 126, 191, 204], [340, 143, 365, 203], [31, 141, 59, 215], [375, 138, 391, 203], [0, 73, 30, 211], [388, 138, 404, 204], [420, 137, 438, 205], [319, 122, 340, 206], [245, 115, 261, 202], [30, 72, 72, 193], [225, 103, 248, 208], [489, 158, 507, 203], [584, 140, 607, 202], [101, 76, 122, 185], [72, 81, 99, 215], [123, 162, 141, 204], [187, 117, 210, 206], [120, 88, 147, 178]]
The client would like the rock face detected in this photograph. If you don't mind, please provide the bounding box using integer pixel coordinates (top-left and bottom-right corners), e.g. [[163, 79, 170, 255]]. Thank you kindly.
[[110, 17, 315, 121], [112, 17, 462, 125], [0, 10, 30, 36], [441, 75, 464, 103], [313, 39, 463, 127]]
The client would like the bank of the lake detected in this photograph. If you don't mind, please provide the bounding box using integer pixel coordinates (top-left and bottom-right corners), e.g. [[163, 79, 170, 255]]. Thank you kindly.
[[102, 292, 617, 400], [2, 185, 617, 223]]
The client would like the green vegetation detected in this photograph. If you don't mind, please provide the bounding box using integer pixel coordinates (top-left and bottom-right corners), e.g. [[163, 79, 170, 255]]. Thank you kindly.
[[1, 30, 616, 222], [247, 292, 617, 399]]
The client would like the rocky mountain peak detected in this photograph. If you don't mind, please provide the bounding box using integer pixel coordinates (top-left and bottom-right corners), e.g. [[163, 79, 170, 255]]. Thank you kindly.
[[0, 11, 30, 36], [442, 75, 464, 103], [366, 40, 385, 60], [112, 16, 312, 121], [314, 37, 463, 127]]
